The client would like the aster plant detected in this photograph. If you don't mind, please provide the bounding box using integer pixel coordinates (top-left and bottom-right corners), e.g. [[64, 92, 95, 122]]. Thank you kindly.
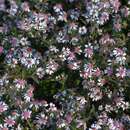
[[0, 0, 130, 130]]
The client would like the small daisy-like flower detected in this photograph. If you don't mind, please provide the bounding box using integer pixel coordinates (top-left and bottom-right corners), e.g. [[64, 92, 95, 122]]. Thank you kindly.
[[45, 60, 59, 75], [88, 87, 103, 101], [112, 48, 126, 65], [22, 110, 31, 120], [84, 44, 93, 58], [0, 101, 8, 113], [59, 47, 71, 61], [36, 67, 45, 79], [80, 63, 94, 79], [67, 52, 76, 61], [68, 23, 78, 32], [4, 116, 16, 127], [110, 0, 121, 13], [116, 67, 126, 78], [113, 15, 122, 32], [100, 12, 109, 24], [36, 113, 48, 126], [79, 26, 87, 35], [14, 79, 26, 90], [19, 37, 30, 46], [114, 97, 129, 111]]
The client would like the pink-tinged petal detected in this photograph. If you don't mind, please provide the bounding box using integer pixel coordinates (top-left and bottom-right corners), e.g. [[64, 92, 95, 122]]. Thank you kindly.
[[0, 46, 3, 54]]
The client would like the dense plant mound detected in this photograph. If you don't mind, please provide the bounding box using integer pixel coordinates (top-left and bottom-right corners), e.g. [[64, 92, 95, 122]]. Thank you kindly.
[[0, 0, 130, 129]]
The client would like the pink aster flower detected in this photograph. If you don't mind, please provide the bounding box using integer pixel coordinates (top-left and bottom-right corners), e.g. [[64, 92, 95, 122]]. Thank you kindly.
[[22, 110, 31, 120], [100, 12, 109, 23], [36, 113, 48, 125], [4, 117, 16, 127], [14, 79, 26, 89], [116, 67, 126, 78], [110, 0, 121, 13], [80, 63, 94, 79], [0, 101, 8, 113], [84, 43, 94, 58], [67, 52, 76, 61]]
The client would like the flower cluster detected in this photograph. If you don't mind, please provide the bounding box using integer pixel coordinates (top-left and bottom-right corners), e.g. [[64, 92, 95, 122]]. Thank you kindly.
[[0, 0, 130, 129]]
